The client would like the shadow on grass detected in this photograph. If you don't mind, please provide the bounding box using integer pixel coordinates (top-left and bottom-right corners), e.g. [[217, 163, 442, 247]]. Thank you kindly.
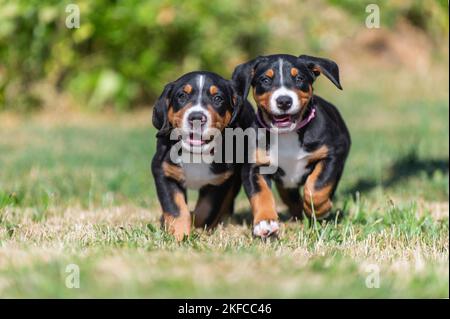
[[345, 150, 449, 196], [229, 150, 449, 226], [231, 207, 346, 226]]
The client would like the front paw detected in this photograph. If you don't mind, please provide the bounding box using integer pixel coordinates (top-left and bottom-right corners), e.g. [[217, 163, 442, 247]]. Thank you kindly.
[[171, 226, 190, 241], [253, 220, 279, 238], [162, 213, 191, 241]]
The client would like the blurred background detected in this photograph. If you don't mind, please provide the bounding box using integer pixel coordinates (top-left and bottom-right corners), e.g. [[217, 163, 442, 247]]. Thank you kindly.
[[0, 0, 448, 111], [0, 0, 448, 298]]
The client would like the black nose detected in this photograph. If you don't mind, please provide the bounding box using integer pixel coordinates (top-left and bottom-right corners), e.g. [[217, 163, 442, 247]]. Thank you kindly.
[[188, 111, 207, 127], [276, 96, 293, 111]]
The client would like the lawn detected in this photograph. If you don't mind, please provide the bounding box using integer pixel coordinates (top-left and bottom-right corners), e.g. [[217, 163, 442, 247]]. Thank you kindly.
[[0, 68, 448, 298]]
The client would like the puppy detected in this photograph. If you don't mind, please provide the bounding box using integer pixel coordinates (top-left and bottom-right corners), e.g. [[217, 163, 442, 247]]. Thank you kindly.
[[151, 71, 252, 240], [232, 54, 351, 238]]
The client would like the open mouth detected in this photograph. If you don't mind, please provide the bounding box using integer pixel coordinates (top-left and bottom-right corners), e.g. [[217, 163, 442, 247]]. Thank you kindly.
[[180, 131, 217, 155], [186, 132, 214, 146], [271, 114, 296, 128], [260, 110, 300, 129]]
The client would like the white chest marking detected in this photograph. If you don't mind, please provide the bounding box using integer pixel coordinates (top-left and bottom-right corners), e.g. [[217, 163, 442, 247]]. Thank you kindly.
[[269, 132, 311, 188], [182, 162, 214, 189], [181, 162, 231, 190]]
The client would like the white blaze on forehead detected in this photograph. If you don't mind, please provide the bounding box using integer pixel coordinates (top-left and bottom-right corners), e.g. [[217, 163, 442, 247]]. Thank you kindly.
[[197, 74, 205, 105], [182, 74, 211, 132], [279, 58, 284, 86], [270, 59, 300, 115]]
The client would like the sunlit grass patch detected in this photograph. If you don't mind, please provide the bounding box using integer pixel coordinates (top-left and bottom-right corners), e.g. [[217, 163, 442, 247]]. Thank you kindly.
[[0, 197, 447, 298]]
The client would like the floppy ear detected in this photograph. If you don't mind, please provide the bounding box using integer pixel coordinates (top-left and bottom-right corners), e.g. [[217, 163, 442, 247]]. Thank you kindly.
[[298, 55, 342, 90], [227, 81, 244, 127], [231, 56, 267, 100], [152, 82, 174, 136]]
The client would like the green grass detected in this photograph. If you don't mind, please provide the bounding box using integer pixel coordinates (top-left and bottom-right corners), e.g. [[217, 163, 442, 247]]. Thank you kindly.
[[0, 68, 448, 298], [0, 202, 448, 298]]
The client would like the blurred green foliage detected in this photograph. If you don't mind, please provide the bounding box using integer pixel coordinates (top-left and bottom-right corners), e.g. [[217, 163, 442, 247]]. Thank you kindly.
[[0, 0, 448, 111], [328, 0, 449, 39], [0, 0, 268, 110]]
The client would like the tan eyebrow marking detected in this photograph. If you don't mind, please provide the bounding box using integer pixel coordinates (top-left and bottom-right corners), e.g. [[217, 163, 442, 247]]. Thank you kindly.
[[290, 67, 299, 77], [265, 69, 274, 78], [183, 84, 192, 94], [209, 85, 218, 95]]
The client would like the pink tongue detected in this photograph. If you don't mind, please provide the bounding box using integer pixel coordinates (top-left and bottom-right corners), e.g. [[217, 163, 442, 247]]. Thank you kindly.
[[273, 115, 291, 127], [188, 133, 205, 146]]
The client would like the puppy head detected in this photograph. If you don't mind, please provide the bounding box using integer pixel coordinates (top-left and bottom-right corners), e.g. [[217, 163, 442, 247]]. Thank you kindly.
[[232, 54, 342, 133], [152, 71, 240, 152]]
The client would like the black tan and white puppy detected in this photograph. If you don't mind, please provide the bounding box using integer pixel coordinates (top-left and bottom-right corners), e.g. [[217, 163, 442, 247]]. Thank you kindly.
[[232, 54, 351, 238], [151, 71, 252, 241]]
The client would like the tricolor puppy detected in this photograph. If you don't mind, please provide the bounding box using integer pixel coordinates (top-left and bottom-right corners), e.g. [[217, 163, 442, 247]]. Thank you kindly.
[[232, 54, 351, 238], [151, 71, 252, 241]]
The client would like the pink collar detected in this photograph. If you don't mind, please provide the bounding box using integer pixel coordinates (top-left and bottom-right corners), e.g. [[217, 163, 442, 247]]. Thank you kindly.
[[256, 107, 316, 133]]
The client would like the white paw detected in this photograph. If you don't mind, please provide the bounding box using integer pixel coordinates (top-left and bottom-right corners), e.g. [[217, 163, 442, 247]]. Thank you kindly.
[[253, 220, 279, 238]]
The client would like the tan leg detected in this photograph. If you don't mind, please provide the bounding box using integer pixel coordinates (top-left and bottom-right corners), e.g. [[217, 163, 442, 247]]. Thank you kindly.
[[249, 175, 279, 237], [162, 191, 191, 241], [303, 162, 333, 219]]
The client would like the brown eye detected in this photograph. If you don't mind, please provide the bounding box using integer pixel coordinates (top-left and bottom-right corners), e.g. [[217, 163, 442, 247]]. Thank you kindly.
[[260, 77, 272, 86], [213, 95, 223, 105], [295, 75, 305, 84], [177, 92, 188, 103]]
